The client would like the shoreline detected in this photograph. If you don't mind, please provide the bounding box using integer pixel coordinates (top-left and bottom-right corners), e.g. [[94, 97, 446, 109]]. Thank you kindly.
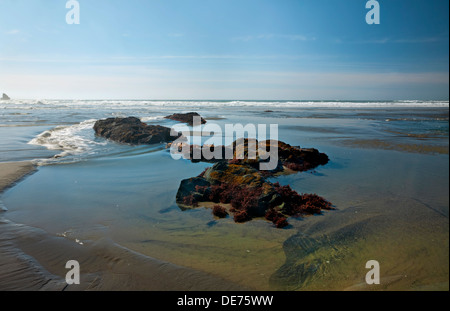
[[0, 161, 248, 291], [0, 161, 36, 193]]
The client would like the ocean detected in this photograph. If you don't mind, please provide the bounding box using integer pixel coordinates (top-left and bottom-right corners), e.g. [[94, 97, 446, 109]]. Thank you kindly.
[[0, 99, 448, 290]]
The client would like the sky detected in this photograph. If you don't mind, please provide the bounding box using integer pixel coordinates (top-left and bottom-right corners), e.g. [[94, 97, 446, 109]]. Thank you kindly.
[[0, 0, 448, 100]]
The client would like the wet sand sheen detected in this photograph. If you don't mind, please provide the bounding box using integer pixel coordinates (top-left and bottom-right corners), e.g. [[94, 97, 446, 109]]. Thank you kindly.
[[2, 145, 448, 291], [341, 139, 449, 155], [119, 195, 448, 291], [0, 218, 249, 290], [0, 162, 248, 291]]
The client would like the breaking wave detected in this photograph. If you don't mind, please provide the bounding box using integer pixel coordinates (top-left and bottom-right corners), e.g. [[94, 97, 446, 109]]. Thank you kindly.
[[28, 119, 106, 159]]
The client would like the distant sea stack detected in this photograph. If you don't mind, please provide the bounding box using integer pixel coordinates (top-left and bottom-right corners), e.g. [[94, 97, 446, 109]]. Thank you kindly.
[[1, 93, 10, 100]]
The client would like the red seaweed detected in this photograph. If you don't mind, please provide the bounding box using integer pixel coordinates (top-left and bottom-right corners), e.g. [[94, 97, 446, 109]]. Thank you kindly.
[[264, 208, 280, 222], [212, 205, 228, 218], [274, 216, 289, 228], [233, 210, 252, 223], [182, 194, 199, 207]]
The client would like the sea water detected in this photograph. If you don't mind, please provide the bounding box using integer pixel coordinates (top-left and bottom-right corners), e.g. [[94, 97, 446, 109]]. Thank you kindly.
[[0, 100, 448, 290]]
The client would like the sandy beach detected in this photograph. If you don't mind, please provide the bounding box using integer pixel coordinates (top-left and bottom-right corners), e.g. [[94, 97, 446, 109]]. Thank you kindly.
[[0, 161, 248, 291], [0, 162, 36, 193]]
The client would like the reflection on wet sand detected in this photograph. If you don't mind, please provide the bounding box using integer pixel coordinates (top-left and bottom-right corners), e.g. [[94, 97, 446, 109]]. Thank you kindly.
[[341, 139, 449, 155]]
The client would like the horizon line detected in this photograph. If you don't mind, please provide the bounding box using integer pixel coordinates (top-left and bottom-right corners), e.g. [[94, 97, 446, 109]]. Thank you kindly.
[[3, 98, 449, 102]]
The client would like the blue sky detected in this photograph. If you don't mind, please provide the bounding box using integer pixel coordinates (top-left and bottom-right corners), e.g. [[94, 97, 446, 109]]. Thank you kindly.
[[0, 0, 448, 100]]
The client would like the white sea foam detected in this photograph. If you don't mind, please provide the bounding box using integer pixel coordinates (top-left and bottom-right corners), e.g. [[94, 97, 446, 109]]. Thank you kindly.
[[28, 119, 105, 158], [140, 115, 166, 122], [2, 99, 448, 110]]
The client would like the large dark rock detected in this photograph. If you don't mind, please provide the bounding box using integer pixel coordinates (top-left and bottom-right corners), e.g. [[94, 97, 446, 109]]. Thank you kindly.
[[170, 138, 329, 173], [165, 112, 206, 126], [94, 117, 180, 145], [1, 93, 10, 100], [176, 177, 211, 209], [176, 159, 333, 227], [231, 139, 329, 172]]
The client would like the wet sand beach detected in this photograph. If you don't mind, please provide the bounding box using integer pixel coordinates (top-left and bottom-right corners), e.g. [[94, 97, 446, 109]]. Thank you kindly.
[[0, 162, 248, 291], [2, 149, 447, 291], [0, 103, 448, 291]]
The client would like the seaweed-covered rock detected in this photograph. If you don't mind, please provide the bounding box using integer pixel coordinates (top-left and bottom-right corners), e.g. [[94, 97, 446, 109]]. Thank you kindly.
[[176, 160, 333, 227], [94, 117, 180, 145], [165, 112, 206, 126], [276, 141, 329, 171], [230, 139, 329, 173], [176, 177, 211, 209], [203, 161, 265, 188], [170, 138, 329, 174]]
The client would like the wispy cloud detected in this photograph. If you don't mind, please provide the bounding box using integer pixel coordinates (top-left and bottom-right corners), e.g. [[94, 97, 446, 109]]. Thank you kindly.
[[393, 37, 447, 43], [355, 36, 448, 44], [0, 54, 312, 64], [5, 29, 20, 35], [168, 33, 184, 38], [232, 34, 315, 42], [364, 38, 391, 44], [232, 35, 252, 42], [277, 34, 313, 41]]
